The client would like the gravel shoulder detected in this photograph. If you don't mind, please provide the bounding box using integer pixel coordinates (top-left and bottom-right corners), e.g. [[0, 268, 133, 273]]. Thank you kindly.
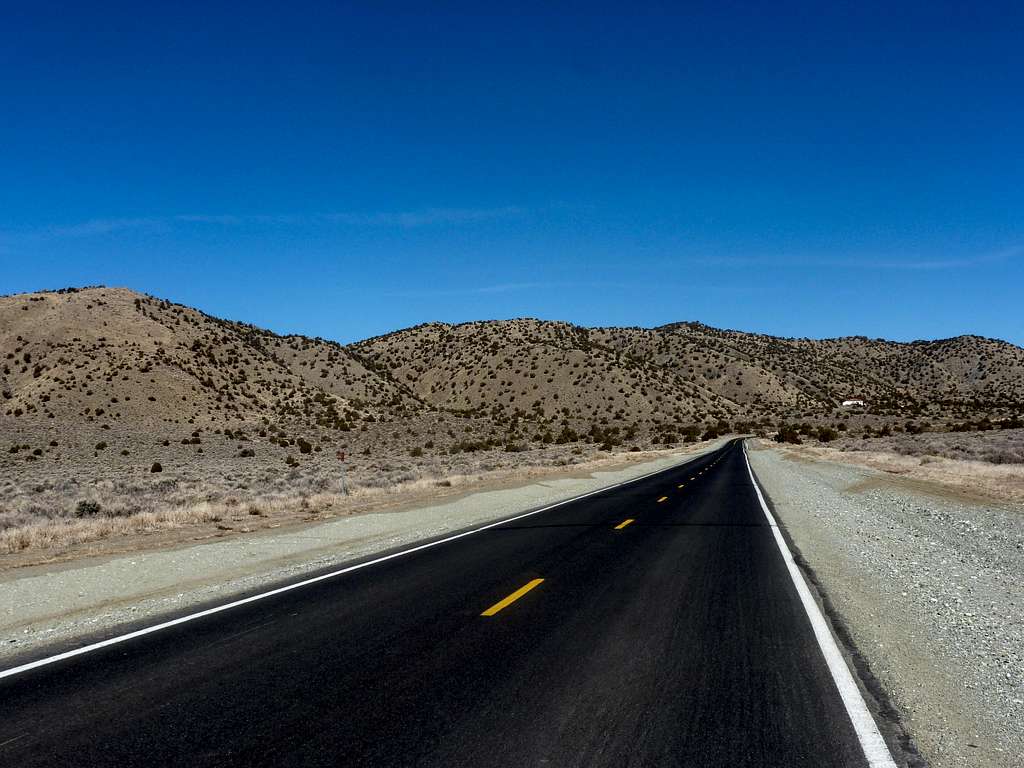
[[749, 440, 1024, 768], [0, 440, 726, 665]]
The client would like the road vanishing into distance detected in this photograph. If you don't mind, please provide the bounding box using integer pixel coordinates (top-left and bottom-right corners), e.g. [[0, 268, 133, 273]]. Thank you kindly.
[[0, 440, 899, 767]]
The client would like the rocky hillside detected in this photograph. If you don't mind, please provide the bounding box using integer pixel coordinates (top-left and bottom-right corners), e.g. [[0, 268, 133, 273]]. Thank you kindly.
[[591, 322, 1024, 416], [351, 319, 738, 428], [3, 287, 1022, 456], [0, 287, 422, 436]]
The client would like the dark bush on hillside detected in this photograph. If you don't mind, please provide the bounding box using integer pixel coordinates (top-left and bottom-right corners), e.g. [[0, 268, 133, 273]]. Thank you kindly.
[[75, 500, 102, 517], [774, 425, 802, 444], [681, 426, 700, 443], [816, 426, 839, 442], [150, 462, 163, 473], [297, 438, 313, 454], [410, 446, 424, 457], [555, 426, 580, 444]]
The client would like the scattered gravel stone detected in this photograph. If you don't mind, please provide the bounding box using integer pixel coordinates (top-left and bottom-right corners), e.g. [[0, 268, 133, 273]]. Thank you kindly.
[[750, 443, 1024, 768]]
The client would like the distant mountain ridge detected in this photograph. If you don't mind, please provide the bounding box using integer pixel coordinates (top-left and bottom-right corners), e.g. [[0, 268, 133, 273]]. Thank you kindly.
[[3, 287, 1022, 445]]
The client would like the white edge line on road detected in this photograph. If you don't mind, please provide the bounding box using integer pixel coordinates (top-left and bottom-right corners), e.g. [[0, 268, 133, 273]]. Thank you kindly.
[[743, 443, 898, 768], [0, 448, 719, 680]]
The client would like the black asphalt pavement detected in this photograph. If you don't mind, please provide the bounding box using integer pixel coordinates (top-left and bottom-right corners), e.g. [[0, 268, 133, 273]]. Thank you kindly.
[[0, 439, 883, 767]]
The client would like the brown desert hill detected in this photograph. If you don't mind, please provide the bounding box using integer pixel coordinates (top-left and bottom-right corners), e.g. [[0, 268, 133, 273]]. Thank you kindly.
[[3, 286, 1023, 463], [0, 287, 423, 439], [349, 319, 741, 429], [591, 322, 1024, 416]]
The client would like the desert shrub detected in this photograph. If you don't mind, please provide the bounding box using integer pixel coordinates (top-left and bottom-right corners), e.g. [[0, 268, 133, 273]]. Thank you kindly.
[[555, 426, 579, 444], [983, 448, 1024, 464], [297, 438, 313, 454], [75, 500, 102, 517], [150, 462, 163, 473], [774, 425, 802, 444], [238, 448, 255, 458], [95, 441, 107, 450], [816, 426, 839, 442], [504, 443, 526, 452], [285, 455, 299, 467], [410, 446, 424, 457]]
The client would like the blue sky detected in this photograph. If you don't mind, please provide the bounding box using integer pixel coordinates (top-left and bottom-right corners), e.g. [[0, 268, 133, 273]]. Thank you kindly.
[[1, 2, 1022, 345]]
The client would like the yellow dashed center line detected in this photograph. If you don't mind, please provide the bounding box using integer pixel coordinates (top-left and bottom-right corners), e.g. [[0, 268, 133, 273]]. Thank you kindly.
[[614, 518, 635, 530], [657, 496, 669, 503], [677, 484, 685, 489], [481, 579, 545, 617]]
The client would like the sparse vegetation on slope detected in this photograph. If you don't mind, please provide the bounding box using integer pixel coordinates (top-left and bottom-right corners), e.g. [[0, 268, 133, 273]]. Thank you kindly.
[[2, 285, 1022, 554]]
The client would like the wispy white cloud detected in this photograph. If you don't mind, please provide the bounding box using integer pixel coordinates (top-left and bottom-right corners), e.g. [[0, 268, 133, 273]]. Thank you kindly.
[[0, 207, 523, 242], [321, 207, 521, 228], [379, 281, 562, 298], [377, 280, 774, 299], [39, 217, 168, 238], [688, 245, 1023, 271]]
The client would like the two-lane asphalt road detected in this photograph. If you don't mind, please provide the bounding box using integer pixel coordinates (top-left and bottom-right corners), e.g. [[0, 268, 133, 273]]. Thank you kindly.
[[0, 439, 898, 767]]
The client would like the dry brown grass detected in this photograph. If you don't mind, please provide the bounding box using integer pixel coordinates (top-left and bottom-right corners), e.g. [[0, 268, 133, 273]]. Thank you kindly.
[[0, 441, 695, 559], [0, 505, 225, 553], [830, 428, 1024, 464], [763, 438, 1024, 504]]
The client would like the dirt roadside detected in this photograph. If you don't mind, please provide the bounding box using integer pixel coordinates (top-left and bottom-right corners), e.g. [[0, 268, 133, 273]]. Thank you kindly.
[[749, 441, 1024, 768]]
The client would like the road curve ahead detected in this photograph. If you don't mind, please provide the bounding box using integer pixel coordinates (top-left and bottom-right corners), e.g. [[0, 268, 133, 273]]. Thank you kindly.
[[0, 439, 898, 767]]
